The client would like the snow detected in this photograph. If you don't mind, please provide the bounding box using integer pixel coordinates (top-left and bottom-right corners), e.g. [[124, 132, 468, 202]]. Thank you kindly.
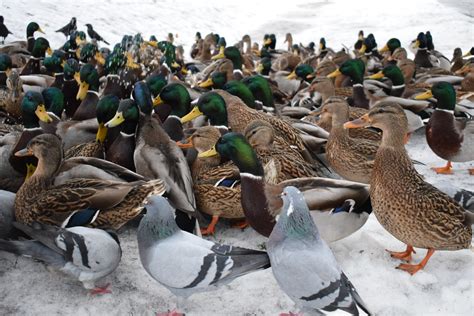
[[1, 0, 473, 315]]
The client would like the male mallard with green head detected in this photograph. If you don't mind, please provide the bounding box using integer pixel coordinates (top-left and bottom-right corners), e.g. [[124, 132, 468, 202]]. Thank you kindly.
[[416, 82, 474, 175]]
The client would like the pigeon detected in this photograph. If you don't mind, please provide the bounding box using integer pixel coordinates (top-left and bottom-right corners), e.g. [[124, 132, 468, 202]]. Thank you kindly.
[[267, 186, 371, 316], [137, 195, 270, 313], [0, 222, 121, 294], [0, 16, 13, 44], [56, 17, 77, 37], [85, 24, 109, 45], [0, 190, 15, 239]]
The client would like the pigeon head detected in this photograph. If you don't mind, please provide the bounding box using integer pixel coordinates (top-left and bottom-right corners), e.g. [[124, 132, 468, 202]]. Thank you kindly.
[[275, 186, 319, 240], [138, 195, 179, 240]]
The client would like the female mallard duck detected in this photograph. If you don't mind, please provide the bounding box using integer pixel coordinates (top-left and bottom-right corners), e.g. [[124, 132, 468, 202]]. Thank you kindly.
[[307, 97, 378, 137], [344, 102, 472, 274], [327, 59, 370, 109], [323, 99, 379, 183], [14, 133, 166, 230], [199, 132, 372, 241], [307, 76, 353, 104], [177, 126, 245, 235], [198, 71, 256, 109], [415, 82, 474, 175], [106, 81, 197, 232], [180, 91, 313, 163], [0, 69, 23, 119], [64, 95, 120, 159], [244, 119, 327, 180]]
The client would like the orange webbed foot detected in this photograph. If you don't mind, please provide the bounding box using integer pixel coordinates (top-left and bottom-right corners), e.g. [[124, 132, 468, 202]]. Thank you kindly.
[[200, 215, 219, 235], [386, 245, 415, 262], [156, 310, 184, 316], [232, 219, 249, 230], [396, 249, 435, 275], [431, 161, 453, 175]]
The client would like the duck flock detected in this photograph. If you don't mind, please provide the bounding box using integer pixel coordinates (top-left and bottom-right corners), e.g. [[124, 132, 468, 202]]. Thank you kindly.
[[0, 14, 473, 316]]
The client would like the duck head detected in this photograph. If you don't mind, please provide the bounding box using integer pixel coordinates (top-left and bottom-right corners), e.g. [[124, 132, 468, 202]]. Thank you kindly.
[[181, 91, 228, 126]]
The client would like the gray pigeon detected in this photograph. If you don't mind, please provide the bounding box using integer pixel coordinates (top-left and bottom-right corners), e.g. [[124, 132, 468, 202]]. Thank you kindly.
[[0, 222, 121, 294], [137, 195, 270, 306], [267, 186, 371, 316], [0, 190, 15, 239]]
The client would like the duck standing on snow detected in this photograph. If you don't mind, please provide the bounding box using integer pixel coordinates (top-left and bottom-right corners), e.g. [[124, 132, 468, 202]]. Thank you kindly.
[[267, 186, 371, 315], [0, 221, 121, 294], [416, 82, 474, 175], [137, 195, 270, 315], [344, 102, 473, 274]]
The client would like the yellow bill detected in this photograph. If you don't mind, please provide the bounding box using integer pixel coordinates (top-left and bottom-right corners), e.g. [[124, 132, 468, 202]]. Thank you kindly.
[[287, 71, 297, 80], [368, 71, 384, 79], [105, 111, 125, 128], [35, 104, 53, 123], [198, 146, 218, 158], [96, 123, 108, 143], [327, 68, 342, 78], [76, 81, 89, 100], [153, 95, 163, 106], [198, 78, 214, 88], [181, 106, 203, 123], [415, 90, 433, 100]]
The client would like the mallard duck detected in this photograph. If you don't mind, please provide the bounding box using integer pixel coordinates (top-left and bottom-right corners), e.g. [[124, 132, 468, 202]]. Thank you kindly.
[[106, 81, 197, 232], [379, 38, 401, 58], [244, 119, 327, 180], [0, 69, 23, 119], [9, 91, 53, 175], [358, 33, 382, 72], [72, 63, 100, 120], [104, 98, 139, 171], [211, 46, 245, 80], [456, 62, 474, 92], [0, 53, 12, 86], [14, 133, 166, 230], [20, 37, 52, 76], [43, 50, 67, 88], [198, 71, 256, 108], [413, 32, 441, 69], [177, 126, 245, 235], [180, 90, 313, 163], [327, 59, 370, 109], [415, 82, 474, 175], [0, 21, 44, 57], [0, 132, 25, 192], [199, 132, 372, 241], [61, 58, 81, 118], [64, 95, 120, 159], [354, 30, 364, 51], [307, 76, 352, 104], [344, 102, 472, 274], [286, 64, 314, 83], [321, 99, 378, 183]]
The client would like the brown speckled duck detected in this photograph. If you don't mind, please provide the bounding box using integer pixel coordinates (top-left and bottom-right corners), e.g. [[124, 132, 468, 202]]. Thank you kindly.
[[14, 134, 166, 230], [177, 126, 245, 235], [344, 102, 473, 275]]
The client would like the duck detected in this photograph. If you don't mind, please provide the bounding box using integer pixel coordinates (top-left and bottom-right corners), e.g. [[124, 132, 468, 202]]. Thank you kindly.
[[415, 82, 474, 175], [379, 38, 401, 58], [327, 59, 370, 109], [0, 53, 12, 86], [177, 126, 246, 235], [106, 81, 198, 233], [71, 63, 100, 121], [0, 69, 23, 119], [20, 37, 52, 76], [344, 102, 472, 274], [198, 71, 256, 108], [199, 132, 372, 241], [211, 45, 246, 80], [64, 95, 120, 159], [43, 50, 67, 88], [322, 99, 379, 183], [425, 31, 451, 71], [244, 119, 328, 180], [104, 98, 138, 171], [0, 21, 44, 57], [358, 33, 382, 72], [413, 32, 439, 69], [8, 91, 53, 176], [61, 58, 81, 118], [180, 90, 313, 163], [13, 133, 166, 230]]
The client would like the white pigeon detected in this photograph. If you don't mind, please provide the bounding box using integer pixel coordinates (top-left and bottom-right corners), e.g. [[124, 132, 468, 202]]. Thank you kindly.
[[137, 195, 270, 313], [0, 222, 121, 294], [267, 186, 371, 316]]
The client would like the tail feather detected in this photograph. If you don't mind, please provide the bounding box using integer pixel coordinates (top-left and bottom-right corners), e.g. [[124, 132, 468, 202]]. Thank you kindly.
[[0, 239, 65, 268], [12, 222, 64, 256], [342, 272, 372, 316]]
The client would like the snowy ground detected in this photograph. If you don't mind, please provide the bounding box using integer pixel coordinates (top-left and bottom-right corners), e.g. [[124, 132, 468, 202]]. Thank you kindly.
[[0, 0, 473, 315]]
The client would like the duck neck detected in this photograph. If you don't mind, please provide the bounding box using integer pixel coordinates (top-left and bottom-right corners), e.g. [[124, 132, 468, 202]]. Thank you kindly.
[[28, 149, 62, 187], [379, 122, 407, 149], [352, 84, 369, 109]]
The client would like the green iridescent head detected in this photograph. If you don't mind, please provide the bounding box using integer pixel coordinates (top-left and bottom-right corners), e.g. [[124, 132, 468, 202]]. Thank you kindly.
[[26, 22, 43, 37], [31, 37, 51, 58], [0, 54, 12, 71], [42, 87, 64, 117], [196, 92, 228, 126], [430, 82, 456, 111], [146, 74, 168, 97], [79, 63, 100, 91], [338, 59, 365, 84], [43, 50, 66, 73], [242, 75, 274, 107], [223, 80, 256, 109], [21, 91, 47, 128], [158, 83, 191, 117]]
